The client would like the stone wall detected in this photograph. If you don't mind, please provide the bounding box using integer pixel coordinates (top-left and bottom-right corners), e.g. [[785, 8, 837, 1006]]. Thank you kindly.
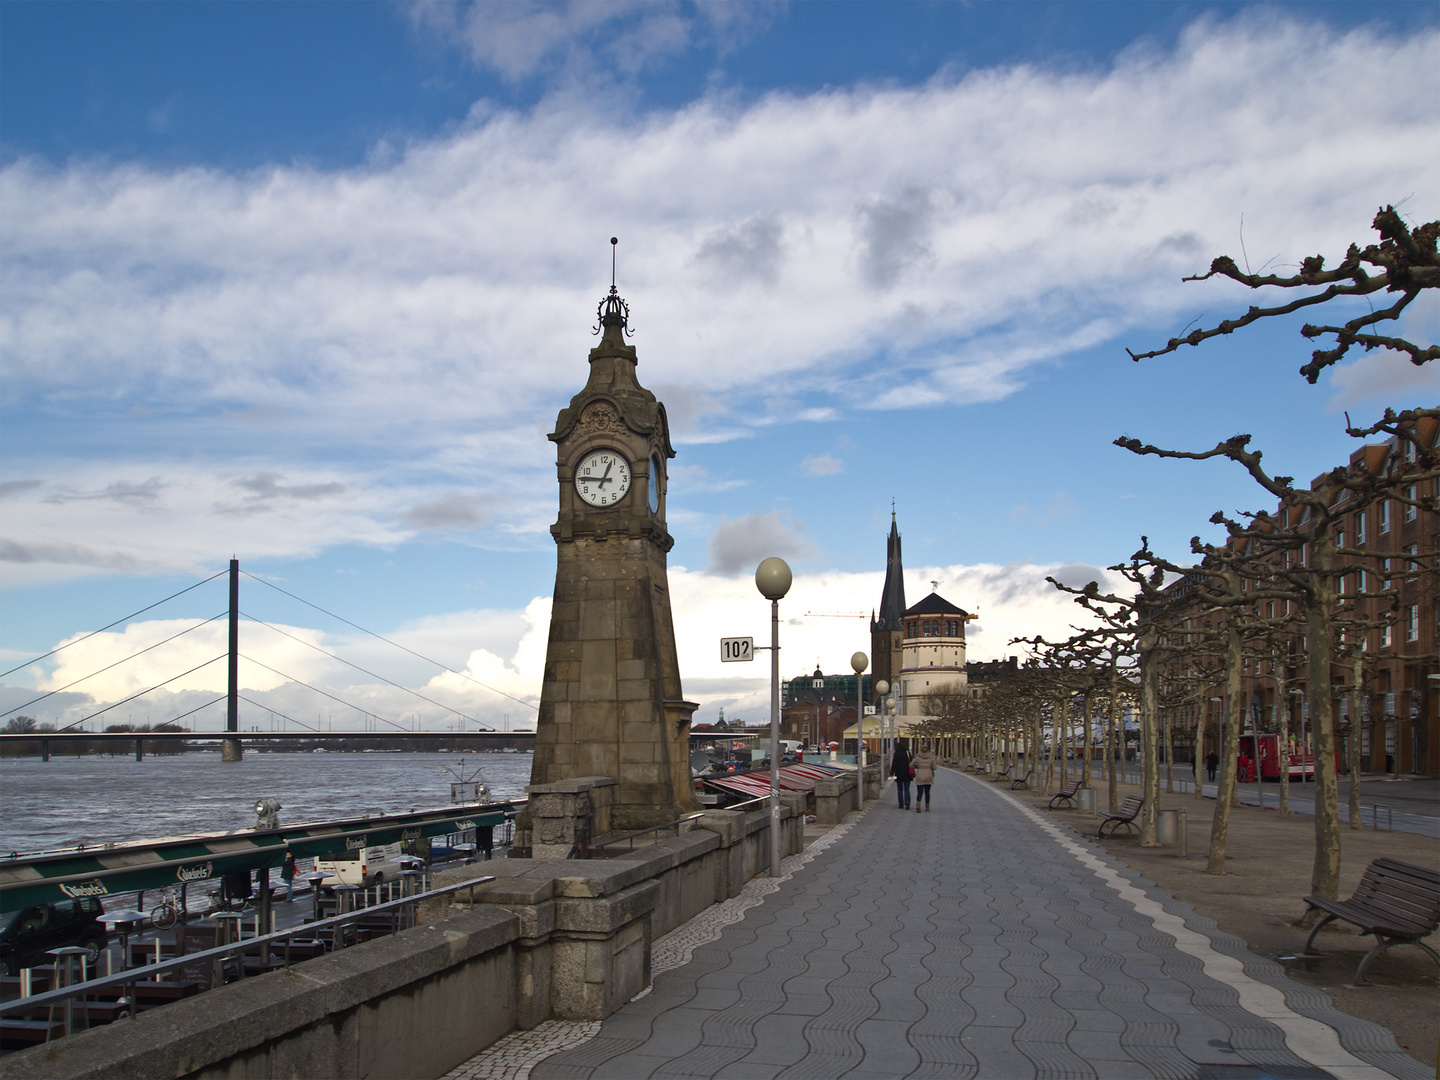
[[0, 907, 521, 1080], [0, 800, 809, 1080]]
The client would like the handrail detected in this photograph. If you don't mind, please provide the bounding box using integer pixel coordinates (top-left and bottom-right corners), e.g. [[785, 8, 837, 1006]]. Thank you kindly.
[[590, 813, 706, 852], [589, 795, 773, 853], [0, 875, 495, 1019]]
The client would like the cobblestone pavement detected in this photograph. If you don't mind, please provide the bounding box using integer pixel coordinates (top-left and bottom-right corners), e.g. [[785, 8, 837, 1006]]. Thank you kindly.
[[528, 771, 1426, 1080], [443, 817, 860, 1080]]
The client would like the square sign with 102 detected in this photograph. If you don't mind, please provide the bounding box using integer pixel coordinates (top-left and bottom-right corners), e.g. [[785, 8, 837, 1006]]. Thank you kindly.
[[720, 637, 754, 662]]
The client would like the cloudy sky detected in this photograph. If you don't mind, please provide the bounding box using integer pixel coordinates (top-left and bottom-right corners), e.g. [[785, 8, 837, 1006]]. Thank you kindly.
[[2, 1, 1436, 734]]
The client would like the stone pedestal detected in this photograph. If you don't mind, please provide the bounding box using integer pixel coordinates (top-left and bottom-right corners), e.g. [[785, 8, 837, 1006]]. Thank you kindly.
[[220, 738, 243, 762], [863, 764, 881, 802], [814, 772, 858, 825], [514, 776, 614, 859]]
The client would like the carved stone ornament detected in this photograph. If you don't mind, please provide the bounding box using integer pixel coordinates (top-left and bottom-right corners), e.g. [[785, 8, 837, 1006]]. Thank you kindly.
[[581, 402, 627, 435]]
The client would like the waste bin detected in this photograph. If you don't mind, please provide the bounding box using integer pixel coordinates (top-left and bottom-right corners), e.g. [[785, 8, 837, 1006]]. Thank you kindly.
[[1075, 786, 1095, 812], [1156, 809, 1179, 845]]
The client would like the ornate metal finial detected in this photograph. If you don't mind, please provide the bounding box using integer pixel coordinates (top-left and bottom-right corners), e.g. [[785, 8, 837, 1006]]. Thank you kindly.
[[594, 236, 632, 336]]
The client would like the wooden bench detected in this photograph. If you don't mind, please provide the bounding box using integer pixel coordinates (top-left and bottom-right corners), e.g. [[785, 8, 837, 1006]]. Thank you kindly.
[[990, 768, 1012, 784], [1096, 795, 1144, 840], [1009, 769, 1035, 791], [1047, 779, 1084, 809], [1302, 858, 1440, 984]]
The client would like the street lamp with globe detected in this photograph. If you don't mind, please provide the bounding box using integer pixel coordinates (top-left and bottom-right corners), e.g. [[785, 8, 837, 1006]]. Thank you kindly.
[[851, 651, 868, 808], [755, 557, 792, 878], [874, 680, 890, 782]]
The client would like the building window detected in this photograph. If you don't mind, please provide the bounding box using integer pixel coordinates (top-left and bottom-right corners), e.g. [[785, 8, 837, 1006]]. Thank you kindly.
[[1379, 500, 1391, 533], [1381, 623, 1392, 648], [1404, 485, 1417, 521], [1406, 605, 1419, 643], [1357, 569, 1367, 594], [1407, 544, 1420, 580], [1381, 558, 1392, 590], [1356, 512, 1366, 545]]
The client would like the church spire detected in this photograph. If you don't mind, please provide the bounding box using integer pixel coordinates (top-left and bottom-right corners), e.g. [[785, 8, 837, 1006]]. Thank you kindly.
[[875, 506, 906, 631]]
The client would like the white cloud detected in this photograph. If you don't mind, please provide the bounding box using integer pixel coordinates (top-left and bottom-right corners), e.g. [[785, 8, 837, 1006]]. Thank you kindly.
[[1, 15, 1435, 582], [800, 454, 842, 477], [3, 561, 1121, 732], [408, 0, 781, 82]]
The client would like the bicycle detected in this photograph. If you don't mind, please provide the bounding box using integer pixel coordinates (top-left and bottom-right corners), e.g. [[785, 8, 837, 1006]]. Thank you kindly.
[[149, 887, 185, 930]]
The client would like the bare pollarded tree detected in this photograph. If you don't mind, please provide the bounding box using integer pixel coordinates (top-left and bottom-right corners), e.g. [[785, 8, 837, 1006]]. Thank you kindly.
[[1128, 206, 1438, 383], [1115, 416, 1437, 900]]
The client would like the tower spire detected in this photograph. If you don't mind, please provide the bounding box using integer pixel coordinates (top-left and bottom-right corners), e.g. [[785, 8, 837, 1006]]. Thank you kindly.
[[594, 236, 631, 337], [877, 507, 906, 630]]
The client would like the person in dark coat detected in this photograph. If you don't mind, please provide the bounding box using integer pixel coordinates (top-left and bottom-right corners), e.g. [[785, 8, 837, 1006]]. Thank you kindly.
[[891, 739, 912, 810], [1205, 751, 1219, 782]]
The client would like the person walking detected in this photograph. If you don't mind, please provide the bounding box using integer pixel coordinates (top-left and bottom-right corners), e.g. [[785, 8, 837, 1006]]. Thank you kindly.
[[1205, 751, 1219, 783], [912, 742, 938, 812], [891, 739, 912, 810], [281, 852, 297, 903]]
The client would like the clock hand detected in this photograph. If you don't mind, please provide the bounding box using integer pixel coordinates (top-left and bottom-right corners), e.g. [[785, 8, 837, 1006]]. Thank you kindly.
[[594, 462, 614, 488]]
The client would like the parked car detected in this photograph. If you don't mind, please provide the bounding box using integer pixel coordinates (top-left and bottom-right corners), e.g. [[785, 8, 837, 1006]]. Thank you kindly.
[[1, 896, 108, 974]]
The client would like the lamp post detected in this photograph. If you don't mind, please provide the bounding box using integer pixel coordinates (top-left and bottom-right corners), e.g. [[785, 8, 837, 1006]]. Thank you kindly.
[[852, 652, 869, 809], [874, 680, 890, 788], [756, 557, 792, 878]]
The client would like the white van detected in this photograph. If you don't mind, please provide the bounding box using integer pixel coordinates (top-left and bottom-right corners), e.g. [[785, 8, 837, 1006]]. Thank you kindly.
[[315, 842, 408, 887]]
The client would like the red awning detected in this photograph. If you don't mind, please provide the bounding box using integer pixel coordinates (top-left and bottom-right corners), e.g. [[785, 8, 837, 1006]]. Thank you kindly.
[[701, 762, 846, 798]]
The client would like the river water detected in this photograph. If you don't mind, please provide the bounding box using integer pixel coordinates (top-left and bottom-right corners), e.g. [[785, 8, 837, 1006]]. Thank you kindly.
[[0, 751, 534, 855]]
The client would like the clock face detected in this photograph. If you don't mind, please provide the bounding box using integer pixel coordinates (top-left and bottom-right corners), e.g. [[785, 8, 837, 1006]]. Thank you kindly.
[[648, 455, 661, 513], [574, 450, 632, 507]]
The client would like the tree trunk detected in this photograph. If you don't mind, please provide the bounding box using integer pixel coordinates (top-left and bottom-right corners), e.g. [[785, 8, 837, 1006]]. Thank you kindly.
[[1278, 657, 1291, 817], [1163, 702, 1174, 793], [1139, 634, 1160, 846], [1208, 619, 1244, 874], [1107, 663, 1121, 812], [1194, 686, 1207, 801], [1306, 543, 1341, 903], [1349, 653, 1363, 830], [1081, 692, 1092, 787]]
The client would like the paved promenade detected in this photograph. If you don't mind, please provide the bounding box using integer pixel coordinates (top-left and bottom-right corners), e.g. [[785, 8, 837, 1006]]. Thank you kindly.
[[529, 770, 1425, 1080]]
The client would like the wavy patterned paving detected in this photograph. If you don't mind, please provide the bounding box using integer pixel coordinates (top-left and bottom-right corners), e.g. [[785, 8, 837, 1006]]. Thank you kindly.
[[532, 773, 1426, 1080]]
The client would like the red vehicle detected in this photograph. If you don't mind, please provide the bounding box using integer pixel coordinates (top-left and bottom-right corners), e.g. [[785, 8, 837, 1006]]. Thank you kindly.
[[1237, 734, 1316, 782]]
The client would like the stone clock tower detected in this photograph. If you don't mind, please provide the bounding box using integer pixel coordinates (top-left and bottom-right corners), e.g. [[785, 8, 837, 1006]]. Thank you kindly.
[[526, 271, 697, 834]]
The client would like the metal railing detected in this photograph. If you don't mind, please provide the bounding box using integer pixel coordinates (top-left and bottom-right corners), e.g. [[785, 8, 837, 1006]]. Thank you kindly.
[[1368, 803, 1393, 831], [0, 875, 496, 1034], [588, 795, 773, 854]]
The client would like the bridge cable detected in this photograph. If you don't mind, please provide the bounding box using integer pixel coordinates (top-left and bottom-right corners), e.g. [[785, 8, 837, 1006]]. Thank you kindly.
[[55, 655, 229, 731], [1, 613, 228, 720], [0, 570, 227, 679], [238, 654, 447, 733], [238, 612, 493, 729], [236, 695, 319, 731], [240, 571, 538, 712]]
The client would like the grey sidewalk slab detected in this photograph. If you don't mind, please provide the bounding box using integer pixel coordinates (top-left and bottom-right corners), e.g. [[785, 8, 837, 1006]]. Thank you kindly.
[[532, 771, 1428, 1080]]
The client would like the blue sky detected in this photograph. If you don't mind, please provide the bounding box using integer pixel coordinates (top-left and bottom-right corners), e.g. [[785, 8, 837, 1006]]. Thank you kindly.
[[2, 1, 1436, 733]]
